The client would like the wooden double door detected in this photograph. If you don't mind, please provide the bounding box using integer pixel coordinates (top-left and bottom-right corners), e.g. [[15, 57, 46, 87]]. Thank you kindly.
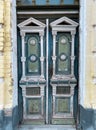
[[18, 16, 78, 125]]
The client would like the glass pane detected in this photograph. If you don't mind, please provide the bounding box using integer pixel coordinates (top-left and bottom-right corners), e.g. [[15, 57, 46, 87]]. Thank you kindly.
[[36, 0, 46, 5], [17, 0, 76, 6], [21, 0, 32, 5], [26, 87, 40, 95], [56, 86, 70, 94], [64, 0, 74, 4], [50, 0, 60, 5]]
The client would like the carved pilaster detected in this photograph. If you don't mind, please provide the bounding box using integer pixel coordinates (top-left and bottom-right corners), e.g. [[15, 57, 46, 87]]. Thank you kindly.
[[39, 31, 44, 78], [52, 31, 57, 76], [20, 31, 25, 37], [22, 87, 26, 119], [71, 32, 76, 76], [21, 31, 26, 78]]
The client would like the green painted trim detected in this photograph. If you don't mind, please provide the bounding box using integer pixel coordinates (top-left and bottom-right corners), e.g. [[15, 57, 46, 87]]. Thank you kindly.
[[25, 33, 41, 76], [56, 32, 71, 75], [52, 118, 75, 125], [23, 119, 45, 125]]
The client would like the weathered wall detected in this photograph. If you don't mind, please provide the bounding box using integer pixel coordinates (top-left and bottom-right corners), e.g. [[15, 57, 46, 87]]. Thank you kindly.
[[0, 0, 13, 129], [85, 0, 96, 109], [79, 0, 96, 130]]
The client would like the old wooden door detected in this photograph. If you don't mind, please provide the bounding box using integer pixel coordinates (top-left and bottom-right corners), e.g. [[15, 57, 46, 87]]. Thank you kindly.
[[18, 17, 78, 125]]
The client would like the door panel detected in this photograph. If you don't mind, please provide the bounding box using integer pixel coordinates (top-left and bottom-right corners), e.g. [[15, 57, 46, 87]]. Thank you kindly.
[[25, 33, 40, 75], [56, 32, 71, 75], [18, 17, 78, 125]]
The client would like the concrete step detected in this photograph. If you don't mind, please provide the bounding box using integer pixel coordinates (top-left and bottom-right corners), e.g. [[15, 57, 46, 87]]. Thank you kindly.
[[18, 125, 76, 130]]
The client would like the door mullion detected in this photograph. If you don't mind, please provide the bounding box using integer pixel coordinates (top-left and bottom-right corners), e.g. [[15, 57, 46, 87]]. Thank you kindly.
[[46, 19, 49, 124]]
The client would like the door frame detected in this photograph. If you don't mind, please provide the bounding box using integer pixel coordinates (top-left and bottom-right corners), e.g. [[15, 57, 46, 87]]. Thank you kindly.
[[17, 16, 78, 124], [11, 0, 87, 127]]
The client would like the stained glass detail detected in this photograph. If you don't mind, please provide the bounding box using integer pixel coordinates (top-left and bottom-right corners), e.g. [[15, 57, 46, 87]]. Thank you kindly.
[[56, 86, 70, 94], [26, 87, 40, 95]]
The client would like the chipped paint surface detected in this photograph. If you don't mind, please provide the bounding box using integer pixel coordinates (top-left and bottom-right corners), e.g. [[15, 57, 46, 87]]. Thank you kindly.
[[0, 0, 13, 111], [0, 0, 96, 129], [79, 0, 96, 109], [84, 0, 96, 108]]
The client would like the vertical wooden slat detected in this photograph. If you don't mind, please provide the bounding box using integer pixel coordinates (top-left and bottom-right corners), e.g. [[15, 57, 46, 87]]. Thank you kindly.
[[74, 0, 79, 5], [46, 0, 50, 5], [17, 0, 21, 5], [60, 0, 64, 5], [32, 0, 36, 5]]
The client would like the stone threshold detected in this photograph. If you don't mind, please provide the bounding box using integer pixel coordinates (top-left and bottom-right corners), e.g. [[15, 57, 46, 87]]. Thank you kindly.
[[18, 125, 76, 130]]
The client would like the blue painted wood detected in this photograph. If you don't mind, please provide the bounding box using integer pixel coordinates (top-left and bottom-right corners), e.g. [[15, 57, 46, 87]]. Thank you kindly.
[[17, 28, 23, 124], [17, 18, 79, 125], [48, 29, 53, 123]]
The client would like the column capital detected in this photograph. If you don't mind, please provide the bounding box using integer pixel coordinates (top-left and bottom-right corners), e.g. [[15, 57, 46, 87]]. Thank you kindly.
[[71, 30, 76, 35], [20, 31, 25, 37], [39, 31, 44, 36], [52, 31, 57, 36]]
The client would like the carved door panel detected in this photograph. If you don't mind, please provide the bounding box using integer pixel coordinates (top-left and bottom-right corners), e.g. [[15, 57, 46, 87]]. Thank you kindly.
[[18, 17, 78, 125]]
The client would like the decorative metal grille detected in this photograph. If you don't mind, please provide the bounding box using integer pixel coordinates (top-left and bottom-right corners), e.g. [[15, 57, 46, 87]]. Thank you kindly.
[[26, 87, 40, 95], [56, 86, 70, 94]]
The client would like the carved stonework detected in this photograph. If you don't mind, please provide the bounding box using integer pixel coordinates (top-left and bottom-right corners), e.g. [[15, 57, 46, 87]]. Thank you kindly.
[[21, 57, 26, 62]]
